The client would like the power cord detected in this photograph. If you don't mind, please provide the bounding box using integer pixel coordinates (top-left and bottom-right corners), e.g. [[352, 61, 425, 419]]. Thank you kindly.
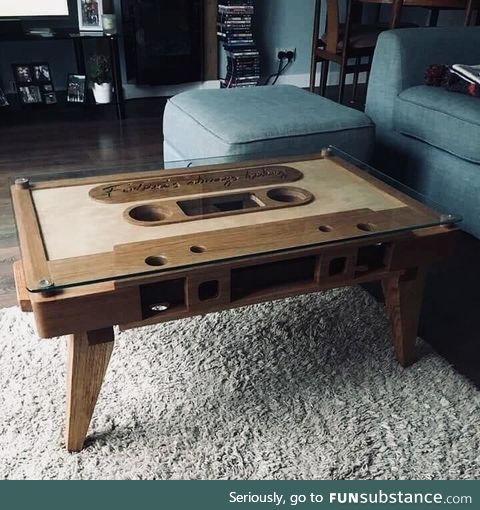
[[263, 50, 295, 86], [263, 58, 283, 86], [271, 59, 292, 85]]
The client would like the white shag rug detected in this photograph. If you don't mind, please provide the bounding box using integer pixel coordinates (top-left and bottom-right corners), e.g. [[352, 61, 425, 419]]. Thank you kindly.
[[0, 286, 479, 480]]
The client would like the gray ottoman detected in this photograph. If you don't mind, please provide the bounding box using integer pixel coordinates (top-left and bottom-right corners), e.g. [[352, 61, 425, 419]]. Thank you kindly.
[[163, 85, 374, 163]]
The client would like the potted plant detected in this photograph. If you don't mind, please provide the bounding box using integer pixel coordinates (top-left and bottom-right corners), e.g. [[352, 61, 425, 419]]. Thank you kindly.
[[88, 54, 112, 104]]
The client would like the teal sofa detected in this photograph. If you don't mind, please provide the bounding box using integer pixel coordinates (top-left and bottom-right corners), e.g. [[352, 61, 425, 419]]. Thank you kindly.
[[365, 27, 480, 239]]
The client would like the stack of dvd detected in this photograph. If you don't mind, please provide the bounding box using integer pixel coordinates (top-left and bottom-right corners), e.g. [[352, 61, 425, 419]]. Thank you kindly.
[[218, 0, 259, 88]]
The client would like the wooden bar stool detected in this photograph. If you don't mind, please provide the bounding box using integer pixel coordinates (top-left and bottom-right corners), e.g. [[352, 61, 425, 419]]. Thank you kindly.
[[309, 0, 389, 104], [387, 0, 479, 28], [310, 0, 478, 104]]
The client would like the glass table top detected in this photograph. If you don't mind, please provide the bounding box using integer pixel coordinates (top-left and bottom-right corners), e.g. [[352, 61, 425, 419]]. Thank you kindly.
[[10, 146, 461, 292]]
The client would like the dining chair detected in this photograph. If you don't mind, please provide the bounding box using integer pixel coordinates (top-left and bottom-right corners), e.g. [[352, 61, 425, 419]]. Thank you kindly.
[[465, 0, 480, 24], [309, 0, 478, 104], [390, 0, 479, 28], [309, 0, 395, 104]]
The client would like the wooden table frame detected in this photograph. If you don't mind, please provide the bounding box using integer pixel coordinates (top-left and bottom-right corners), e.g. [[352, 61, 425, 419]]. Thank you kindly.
[[12, 153, 460, 452]]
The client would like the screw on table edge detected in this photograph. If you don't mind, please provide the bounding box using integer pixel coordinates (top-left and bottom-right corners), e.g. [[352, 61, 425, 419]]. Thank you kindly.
[[440, 214, 455, 227], [15, 177, 30, 189], [38, 279, 54, 290]]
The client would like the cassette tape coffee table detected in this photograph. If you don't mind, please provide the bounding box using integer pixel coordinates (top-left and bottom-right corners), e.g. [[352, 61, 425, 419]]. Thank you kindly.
[[11, 148, 460, 451]]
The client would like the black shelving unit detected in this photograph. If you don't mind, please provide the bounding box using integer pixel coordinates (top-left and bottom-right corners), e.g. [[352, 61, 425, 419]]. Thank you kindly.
[[0, 32, 125, 120]]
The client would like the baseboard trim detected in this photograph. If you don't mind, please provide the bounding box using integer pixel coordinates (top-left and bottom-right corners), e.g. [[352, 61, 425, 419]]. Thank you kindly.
[[122, 71, 367, 99], [271, 70, 368, 88]]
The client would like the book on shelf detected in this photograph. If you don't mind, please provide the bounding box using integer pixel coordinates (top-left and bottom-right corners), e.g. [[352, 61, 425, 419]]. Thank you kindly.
[[227, 69, 260, 76], [217, 28, 254, 36], [219, 0, 254, 4], [219, 39, 255, 46], [219, 1, 254, 7], [226, 49, 259, 56], [228, 55, 260, 59], [218, 21, 252, 28], [221, 81, 258, 88], [218, 17, 252, 24], [218, 7, 254, 15], [219, 0, 253, 5], [218, 12, 252, 19], [227, 61, 260, 69], [217, 27, 254, 35], [225, 76, 260, 83], [224, 46, 259, 54], [227, 58, 260, 67]]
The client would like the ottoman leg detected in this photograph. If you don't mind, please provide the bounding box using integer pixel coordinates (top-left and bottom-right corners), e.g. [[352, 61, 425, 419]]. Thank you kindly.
[[65, 327, 114, 452], [382, 269, 425, 367]]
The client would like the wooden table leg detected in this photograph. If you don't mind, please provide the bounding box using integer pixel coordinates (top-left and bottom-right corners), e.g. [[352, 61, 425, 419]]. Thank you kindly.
[[65, 327, 114, 452], [382, 269, 425, 367]]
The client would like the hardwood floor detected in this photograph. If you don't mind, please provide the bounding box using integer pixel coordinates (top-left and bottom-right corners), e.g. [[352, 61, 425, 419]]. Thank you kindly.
[[0, 98, 166, 307]]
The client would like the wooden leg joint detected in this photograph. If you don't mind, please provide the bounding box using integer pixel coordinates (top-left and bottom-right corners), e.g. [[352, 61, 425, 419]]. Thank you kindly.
[[87, 327, 115, 346], [400, 267, 421, 282], [13, 261, 33, 312]]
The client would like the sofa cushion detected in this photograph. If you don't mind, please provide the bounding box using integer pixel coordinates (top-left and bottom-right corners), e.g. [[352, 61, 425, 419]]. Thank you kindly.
[[394, 85, 480, 164], [163, 85, 374, 162]]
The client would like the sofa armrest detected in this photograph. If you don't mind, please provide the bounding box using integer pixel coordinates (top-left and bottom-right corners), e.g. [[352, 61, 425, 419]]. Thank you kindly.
[[365, 27, 480, 132]]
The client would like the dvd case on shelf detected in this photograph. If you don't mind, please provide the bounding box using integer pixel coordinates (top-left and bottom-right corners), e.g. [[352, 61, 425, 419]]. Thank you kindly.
[[218, 1, 259, 88]]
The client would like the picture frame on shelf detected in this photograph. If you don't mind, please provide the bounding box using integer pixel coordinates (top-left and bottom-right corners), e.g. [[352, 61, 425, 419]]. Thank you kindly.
[[44, 92, 58, 105], [32, 63, 52, 83], [0, 88, 9, 107], [77, 0, 103, 32], [13, 63, 56, 106], [13, 64, 32, 84], [18, 85, 42, 104], [66, 74, 87, 103]]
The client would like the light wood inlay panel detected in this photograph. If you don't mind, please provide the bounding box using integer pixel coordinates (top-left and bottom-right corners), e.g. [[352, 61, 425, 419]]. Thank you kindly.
[[32, 159, 406, 261]]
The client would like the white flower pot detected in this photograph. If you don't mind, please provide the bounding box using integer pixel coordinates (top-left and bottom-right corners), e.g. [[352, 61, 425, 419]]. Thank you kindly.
[[92, 82, 112, 104]]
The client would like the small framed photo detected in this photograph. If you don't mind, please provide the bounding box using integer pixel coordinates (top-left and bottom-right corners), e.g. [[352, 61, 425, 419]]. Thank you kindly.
[[0, 88, 9, 107], [67, 74, 87, 103], [18, 85, 42, 104], [44, 92, 58, 105], [32, 63, 52, 83], [13, 64, 32, 83], [13, 62, 55, 105], [77, 0, 103, 31]]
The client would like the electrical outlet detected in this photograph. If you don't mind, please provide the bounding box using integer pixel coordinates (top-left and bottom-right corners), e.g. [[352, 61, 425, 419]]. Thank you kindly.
[[276, 48, 296, 62]]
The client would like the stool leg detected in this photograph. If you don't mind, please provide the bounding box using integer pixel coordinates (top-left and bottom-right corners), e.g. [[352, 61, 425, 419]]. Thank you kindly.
[[319, 60, 329, 97], [428, 8, 440, 26], [310, 59, 318, 93], [465, 0, 474, 26], [351, 57, 361, 103], [338, 61, 347, 104]]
